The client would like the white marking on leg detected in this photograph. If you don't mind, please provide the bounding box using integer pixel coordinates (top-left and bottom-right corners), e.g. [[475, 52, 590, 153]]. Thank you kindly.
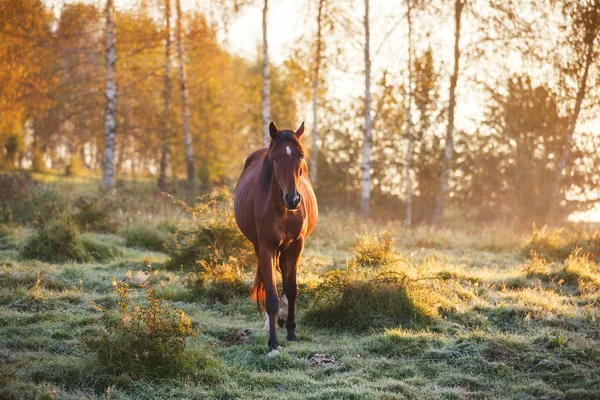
[[286, 145, 292, 157], [279, 294, 289, 321], [263, 314, 270, 331]]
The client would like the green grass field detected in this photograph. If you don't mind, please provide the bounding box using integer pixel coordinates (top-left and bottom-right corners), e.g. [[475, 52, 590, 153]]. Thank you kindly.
[[1, 177, 599, 399]]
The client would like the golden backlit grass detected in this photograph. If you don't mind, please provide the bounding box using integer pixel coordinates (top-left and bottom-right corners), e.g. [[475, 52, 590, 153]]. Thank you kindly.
[[1, 180, 600, 399]]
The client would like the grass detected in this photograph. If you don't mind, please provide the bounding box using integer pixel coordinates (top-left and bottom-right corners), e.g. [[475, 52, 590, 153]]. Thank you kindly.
[[1, 176, 600, 399]]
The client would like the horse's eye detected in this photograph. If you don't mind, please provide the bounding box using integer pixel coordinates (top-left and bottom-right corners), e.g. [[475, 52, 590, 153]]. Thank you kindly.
[[273, 156, 279, 162]]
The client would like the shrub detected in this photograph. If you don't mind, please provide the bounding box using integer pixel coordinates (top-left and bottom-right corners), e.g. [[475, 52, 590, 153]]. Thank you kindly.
[[165, 188, 253, 270], [522, 226, 600, 261], [87, 272, 197, 379], [122, 223, 169, 252], [184, 256, 251, 302], [304, 267, 432, 331], [0, 172, 66, 224], [74, 196, 120, 233], [561, 249, 600, 289], [21, 215, 119, 262], [0, 224, 15, 250], [352, 230, 395, 268], [522, 251, 552, 279]]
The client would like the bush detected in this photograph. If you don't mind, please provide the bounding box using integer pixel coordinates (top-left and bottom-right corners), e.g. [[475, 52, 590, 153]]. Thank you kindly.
[[304, 267, 432, 331], [522, 251, 552, 279], [165, 188, 253, 270], [352, 230, 394, 268], [184, 256, 251, 302], [562, 249, 600, 289], [0, 172, 66, 224], [87, 272, 197, 379], [122, 223, 169, 252], [74, 196, 120, 233], [0, 224, 16, 250], [21, 215, 119, 263], [522, 226, 600, 261]]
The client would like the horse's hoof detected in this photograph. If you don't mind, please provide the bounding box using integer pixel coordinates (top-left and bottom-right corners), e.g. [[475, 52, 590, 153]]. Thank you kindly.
[[287, 330, 297, 341], [267, 349, 280, 357]]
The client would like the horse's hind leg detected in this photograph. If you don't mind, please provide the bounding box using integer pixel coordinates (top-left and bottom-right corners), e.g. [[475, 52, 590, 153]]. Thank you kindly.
[[282, 238, 303, 342]]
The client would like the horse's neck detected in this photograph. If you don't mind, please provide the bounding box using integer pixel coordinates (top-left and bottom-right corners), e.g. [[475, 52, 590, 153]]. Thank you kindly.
[[261, 157, 283, 208]]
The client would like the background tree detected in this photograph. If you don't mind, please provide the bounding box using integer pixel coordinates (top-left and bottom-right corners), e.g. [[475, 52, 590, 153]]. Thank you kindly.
[[176, 0, 195, 183], [310, 0, 324, 185], [432, 0, 465, 226], [549, 0, 600, 217], [261, 0, 270, 146], [158, 0, 172, 190], [360, 0, 372, 219], [102, 0, 117, 189]]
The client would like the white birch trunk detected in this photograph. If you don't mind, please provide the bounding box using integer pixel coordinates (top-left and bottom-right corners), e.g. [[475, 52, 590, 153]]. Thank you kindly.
[[262, 0, 271, 147], [176, 0, 194, 182], [405, 0, 413, 227], [102, 0, 117, 189], [158, 0, 171, 190], [310, 0, 323, 184], [432, 0, 463, 226], [360, 0, 372, 219]]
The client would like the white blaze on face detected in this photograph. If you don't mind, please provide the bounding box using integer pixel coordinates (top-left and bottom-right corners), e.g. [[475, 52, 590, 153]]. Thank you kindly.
[[286, 145, 292, 157]]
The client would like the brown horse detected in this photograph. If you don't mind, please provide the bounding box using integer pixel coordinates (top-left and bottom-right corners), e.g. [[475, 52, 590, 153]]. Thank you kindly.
[[234, 121, 318, 352]]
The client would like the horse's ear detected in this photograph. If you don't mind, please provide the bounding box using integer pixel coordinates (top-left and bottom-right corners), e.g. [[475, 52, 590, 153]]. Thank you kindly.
[[295, 122, 305, 138], [269, 121, 279, 140]]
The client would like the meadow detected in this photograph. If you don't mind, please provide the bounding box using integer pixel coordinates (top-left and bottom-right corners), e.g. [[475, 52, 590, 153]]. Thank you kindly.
[[1, 173, 600, 400]]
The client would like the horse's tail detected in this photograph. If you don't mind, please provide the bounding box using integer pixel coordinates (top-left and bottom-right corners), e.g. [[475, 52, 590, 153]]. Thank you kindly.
[[250, 270, 266, 313]]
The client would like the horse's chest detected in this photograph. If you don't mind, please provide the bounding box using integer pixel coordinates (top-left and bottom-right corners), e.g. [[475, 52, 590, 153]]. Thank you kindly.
[[282, 215, 305, 240]]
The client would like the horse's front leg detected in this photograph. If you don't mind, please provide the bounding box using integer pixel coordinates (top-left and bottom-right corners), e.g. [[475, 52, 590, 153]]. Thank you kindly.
[[259, 244, 279, 351], [282, 238, 303, 342]]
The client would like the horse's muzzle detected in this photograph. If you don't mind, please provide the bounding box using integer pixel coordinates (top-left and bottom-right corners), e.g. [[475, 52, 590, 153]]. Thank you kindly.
[[284, 192, 301, 210]]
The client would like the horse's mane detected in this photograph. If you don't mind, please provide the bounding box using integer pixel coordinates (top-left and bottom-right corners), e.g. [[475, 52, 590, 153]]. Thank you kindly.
[[260, 131, 305, 189]]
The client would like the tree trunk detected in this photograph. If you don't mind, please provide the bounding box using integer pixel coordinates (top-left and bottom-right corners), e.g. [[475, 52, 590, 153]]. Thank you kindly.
[[262, 0, 271, 147], [176, 0, 194, 183], [158, 0, 171, 191], [549, 37, 595, 217], [405, 0, 413, 227], [360, 0, 372, 219], [310, 0, 324, 185], [432, 0, 463, 226], [102, 0, 117, 189]]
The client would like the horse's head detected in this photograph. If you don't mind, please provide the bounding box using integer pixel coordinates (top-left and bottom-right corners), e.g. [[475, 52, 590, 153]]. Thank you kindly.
[[268, 121, 305, 211]]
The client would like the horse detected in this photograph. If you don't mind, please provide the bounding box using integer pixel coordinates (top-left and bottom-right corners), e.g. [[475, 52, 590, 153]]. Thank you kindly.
[[234, 121, 318, 352]]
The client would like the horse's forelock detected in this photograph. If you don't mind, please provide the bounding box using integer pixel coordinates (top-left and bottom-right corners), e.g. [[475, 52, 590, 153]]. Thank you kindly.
[[271, 131, 304, 154]]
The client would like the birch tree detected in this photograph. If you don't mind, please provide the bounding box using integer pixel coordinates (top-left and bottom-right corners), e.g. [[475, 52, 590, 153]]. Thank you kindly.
[[102, 0, 117, 189], [158, 0, 171, 190], [262, 0, 271, 147], [549, 0, 600, 217], [360, 0, 372, 218], [176, 0, 194, 183], [310, 0, 324, 184], [432, 0, 464, 226], [404, 0, 414, 227]]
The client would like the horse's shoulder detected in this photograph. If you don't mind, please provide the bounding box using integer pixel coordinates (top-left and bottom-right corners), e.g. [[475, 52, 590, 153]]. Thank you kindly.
[[243, 148, 268, 171]]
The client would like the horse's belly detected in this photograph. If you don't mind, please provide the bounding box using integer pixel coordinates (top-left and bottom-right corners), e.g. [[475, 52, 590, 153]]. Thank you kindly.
[[234, 174, 259, 245]]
